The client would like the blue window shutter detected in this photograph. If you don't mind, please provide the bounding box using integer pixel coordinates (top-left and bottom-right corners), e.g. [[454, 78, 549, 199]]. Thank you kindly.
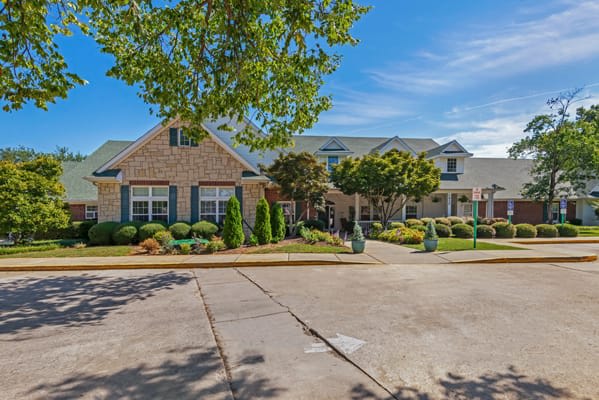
[[169, 186, 177, 224], [235, 186, 243, 217], [191, 186, 199, 223], [120, 185, 130, 222], [169, 128, 178, 146]]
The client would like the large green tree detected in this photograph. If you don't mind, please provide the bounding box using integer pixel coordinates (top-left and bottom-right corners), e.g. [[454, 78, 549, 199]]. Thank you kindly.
[[0, 156, 70, 243], [509, 91, 598, 223], [262, 151, 329, 225], [331, 149, 441, 226], [0, 145, 86, 162], [1, 1, 369, 150]]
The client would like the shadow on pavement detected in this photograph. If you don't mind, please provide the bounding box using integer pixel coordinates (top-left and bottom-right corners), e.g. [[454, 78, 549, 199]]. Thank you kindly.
[[0, 272, 191, 335], [26, 348, 284, 400], [351, 365, 590, 400]]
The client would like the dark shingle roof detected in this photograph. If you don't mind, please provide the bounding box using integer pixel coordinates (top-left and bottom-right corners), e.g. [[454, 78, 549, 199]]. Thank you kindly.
[[61, 140, 133, 201]]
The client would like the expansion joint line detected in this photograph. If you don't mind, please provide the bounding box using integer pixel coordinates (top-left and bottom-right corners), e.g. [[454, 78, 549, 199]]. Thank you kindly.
[[233, 268, 401, 400]]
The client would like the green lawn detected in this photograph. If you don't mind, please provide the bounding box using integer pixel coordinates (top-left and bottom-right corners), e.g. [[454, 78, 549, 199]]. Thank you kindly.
[[0, 246, 133, 258], [577, 226, 599, 237], [249, 243, 352, 254], [404, 238, 524, 252]]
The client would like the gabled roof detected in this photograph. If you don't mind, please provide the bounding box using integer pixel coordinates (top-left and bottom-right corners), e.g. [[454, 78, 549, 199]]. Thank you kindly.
[[371, 136, 417, 155], [292, 136, 440, 158], [426, 140, 473, 158], [61, 140, 133, 202], [316, 137, 352, 153]]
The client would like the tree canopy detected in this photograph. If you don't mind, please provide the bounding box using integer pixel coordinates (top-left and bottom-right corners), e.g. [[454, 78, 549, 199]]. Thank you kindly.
[[331, 149, 441, 226], [0, 156, 70, 243], [509, 91, 599, 223], [0, 145, 86, 162], [262, 151, 329, 221], [1, 1, 369, 150]]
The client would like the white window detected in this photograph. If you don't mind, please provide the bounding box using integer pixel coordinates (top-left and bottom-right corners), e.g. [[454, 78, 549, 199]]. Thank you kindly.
[[279, 201, 295, 225], [327, 155, 339, 173], [447, 158, 457, 173], [85, 205, 98, 220], [461, 202, 473, 218], [551, 203, 559, 222], [131, 186, 169, 222], [200, 187, 235, 223], [179, 130, 191, 146], [405, 205, 418, 219]]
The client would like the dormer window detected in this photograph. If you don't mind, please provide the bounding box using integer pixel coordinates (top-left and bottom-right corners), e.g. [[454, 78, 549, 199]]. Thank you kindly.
[[447, 158, 457, 173], [327, 156, 339, 172]]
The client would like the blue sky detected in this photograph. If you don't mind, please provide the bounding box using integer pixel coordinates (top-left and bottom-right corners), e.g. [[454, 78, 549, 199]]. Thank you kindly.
[[2, 0, 599, 157]]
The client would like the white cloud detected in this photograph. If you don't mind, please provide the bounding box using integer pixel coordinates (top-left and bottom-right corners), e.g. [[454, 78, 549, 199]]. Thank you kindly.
[[368, 1, 599, 94]]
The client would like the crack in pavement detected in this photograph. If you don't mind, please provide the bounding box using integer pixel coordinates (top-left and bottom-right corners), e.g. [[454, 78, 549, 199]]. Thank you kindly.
[[233, 267, 401, 400], [214, 310, 289, 324]]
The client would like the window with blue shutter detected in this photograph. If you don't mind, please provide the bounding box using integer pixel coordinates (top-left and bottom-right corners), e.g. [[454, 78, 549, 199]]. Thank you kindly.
[[191, 186, 199, 223], [168, 186, 177, 224], [120, 185, 130, 222], [235, 186, 243, 217], [169, 128, 178, 146]]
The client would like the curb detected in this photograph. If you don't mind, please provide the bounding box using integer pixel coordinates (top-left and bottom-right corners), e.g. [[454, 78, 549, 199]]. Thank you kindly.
[[510, 239, 599, 245], [0, 259, 381, 272], [452, 254, 597, 264]]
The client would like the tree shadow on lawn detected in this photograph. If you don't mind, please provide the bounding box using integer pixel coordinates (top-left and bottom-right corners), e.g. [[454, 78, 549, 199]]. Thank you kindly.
[[27, 347, 284, 400], [0, 271, 191, 336], [350, 365, 592, 400]]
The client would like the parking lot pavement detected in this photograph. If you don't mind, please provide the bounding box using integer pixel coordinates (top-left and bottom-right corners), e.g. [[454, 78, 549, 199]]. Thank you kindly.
[[239, 263, 599, 399], [0, 269, 232, 400]]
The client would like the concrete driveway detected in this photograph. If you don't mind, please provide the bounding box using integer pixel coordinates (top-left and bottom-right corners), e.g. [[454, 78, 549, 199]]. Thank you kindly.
[[2, 261, 599, 399]]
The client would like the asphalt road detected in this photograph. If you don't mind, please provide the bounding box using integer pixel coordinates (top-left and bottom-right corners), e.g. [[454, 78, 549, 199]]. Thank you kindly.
[[2, 261, 598, 399]]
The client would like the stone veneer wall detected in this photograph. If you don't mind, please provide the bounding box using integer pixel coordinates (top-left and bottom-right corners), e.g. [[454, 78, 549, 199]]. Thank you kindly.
[[242, 183, 263, 234], [98, 183, 121, 222]]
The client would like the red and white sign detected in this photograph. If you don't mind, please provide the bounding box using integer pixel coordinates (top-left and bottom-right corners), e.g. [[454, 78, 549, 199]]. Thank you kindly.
[[472, 187, 482, 201]]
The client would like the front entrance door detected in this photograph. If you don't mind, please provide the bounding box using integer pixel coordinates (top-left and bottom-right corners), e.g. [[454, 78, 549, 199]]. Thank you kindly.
[[318, 205, 335, 230]]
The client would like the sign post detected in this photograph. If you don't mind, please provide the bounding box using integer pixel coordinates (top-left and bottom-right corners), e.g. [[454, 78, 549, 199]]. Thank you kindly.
[[560, 198, 567, 225], [472, 187, 482, 248], [507, 200, 514, 224]]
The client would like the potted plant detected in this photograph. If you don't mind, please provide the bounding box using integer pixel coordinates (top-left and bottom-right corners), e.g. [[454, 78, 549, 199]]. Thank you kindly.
[[423, 220, 438, 252], [351, 222, 366, 253]]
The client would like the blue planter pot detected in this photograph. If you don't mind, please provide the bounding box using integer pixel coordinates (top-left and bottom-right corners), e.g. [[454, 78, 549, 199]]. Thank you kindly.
[[423, 238, 438, 252], [352, 240, 366, 253]]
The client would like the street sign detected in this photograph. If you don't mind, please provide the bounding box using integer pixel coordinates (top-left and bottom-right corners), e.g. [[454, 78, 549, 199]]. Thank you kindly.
[[472, 187, 482, 201], [560, 198, 567, 214], [507, 200, 514, 216]]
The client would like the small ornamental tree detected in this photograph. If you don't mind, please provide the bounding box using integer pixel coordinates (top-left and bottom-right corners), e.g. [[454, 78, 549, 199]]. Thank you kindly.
[[271, 202, 286, 243], [331, 149, 441, 226], [0, 156, 70, 243], [262, 152, 329, 231], [222, 196, 244, 249], [254, 198, 272, 245]]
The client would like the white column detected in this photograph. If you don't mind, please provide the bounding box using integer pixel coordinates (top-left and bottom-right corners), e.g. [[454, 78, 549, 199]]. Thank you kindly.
[[354, 193, 360, 221], [447, 192, 452, 217], [487, 191, 494, 218]]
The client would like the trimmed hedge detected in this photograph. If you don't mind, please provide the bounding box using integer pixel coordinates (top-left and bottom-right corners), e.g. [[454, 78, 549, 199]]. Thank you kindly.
[[448, 216, 464, 225], [557, 223, 578, 237], [139, 223, 166, 241], [477, 225, 495, 238], [369, 222, 384, 239], [389, 222, 405, 229], [191, 220, 219, 239], [412, 225, 426, 232], [492, 222, 516, 238], [569, 218, 582, 226], [112, 224, 138, 245], [254, 198, 272, 245], [420, 217, 434, 225], [515, 224, 537, 238], [169, 222, 191, 239], [88, 221, 119, 245], [435, 217, 451, 226], [405, 219, 423, 227], [76, 220, 96, 240], [434, 223, 452, 237], [536, 224, 558, 238], [271, 203, 286, 243], [452, 223, 474, 238], [222, 196, 244, 249]]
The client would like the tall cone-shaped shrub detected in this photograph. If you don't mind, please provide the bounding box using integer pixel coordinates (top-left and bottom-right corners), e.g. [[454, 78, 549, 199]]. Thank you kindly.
[[222, 196, 244, 248], [254, 197, 272, 245], [271, 202, 286, 243]]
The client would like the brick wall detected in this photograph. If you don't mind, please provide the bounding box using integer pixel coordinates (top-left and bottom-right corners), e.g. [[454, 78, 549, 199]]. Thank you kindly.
[[69, 204, 86, 221]]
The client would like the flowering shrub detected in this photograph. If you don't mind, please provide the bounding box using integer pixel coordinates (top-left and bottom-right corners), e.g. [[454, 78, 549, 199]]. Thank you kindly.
[[377, 227, 423, 244]]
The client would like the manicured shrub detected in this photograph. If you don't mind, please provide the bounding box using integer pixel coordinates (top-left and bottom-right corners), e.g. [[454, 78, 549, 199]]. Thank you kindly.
[[477, 225, 495, 238], [425, 220, 438, 240], [420, 217, 434, 225], [492, 222, 516, 238], [169, 222, 191, 239], [222, 196, 244, 249], [248, 234, 259, 246], [452, 223, 474, 238], [138, 223, 166, 241], [491, 217, 507, 224], [569, 218, 582, 226], [88, 221, 119, 245], [191, 220, 219, 239], [465, 217, 482, 227], [303, 219, 325, 231], [206, 239, 226, 253], [481, 218, 493, 225], [448, 216, 464, 225], [434, 223, 452, 237], [77, 220, 97, 240], [179, 243, 192, 255], [369, 222, 384, 239], [536, 224, 558, 238], [270, 202, 286, 243], [515, 224, 537, 238], [112, 224, 138, 245], [143, 220, 168, 228], [412, 225, 426, 232], [557, 223, 578, 237], [254, 197, 272, 245], [405, 218, 423, 227], [389, 222, 405, 229], [154, 230, 174, 246], [435, 217, 451, 226], [140, 238, 160, 254], [378, 227, 424, 244]]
